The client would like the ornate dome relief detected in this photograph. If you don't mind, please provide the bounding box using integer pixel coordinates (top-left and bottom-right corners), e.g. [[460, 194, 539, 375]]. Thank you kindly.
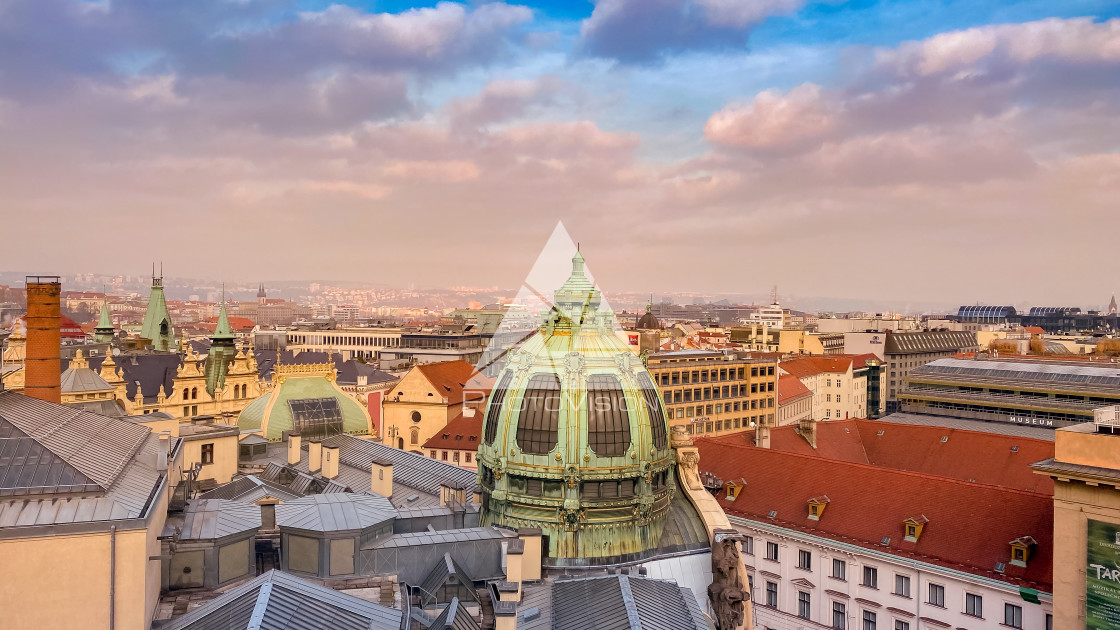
[[476, 250, 676, 561]]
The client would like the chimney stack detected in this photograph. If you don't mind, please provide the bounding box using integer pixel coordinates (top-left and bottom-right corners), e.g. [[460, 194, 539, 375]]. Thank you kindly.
[[371, 458, 393, 497], [157, 430, 170, 471], [322, 445, 339, 479], [799, 416, 818, 449], [308, 440, 322, 473], [287, 432, 302, 465], [24, 276, 61, 403]]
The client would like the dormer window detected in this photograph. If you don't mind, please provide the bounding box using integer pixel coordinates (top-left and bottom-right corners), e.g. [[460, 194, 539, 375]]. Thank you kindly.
[[1009, 536, 1037, 567], [807, 495, 830, 521], [725, 479, 745, 501], [903, 515, 928, 542]]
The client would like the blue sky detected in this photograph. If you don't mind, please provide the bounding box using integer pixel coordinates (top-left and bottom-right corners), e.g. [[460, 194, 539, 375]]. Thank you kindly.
[[2, 1, 1119, 308]]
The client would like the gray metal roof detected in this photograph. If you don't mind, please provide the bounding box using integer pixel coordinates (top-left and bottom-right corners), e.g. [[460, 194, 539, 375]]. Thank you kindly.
[[60, 366, 113, 393], [276, 493, 397, 533], [180, 499, 262, 540], [880, 412, 1055, 441], [549, 575, 707, 630], [884, 330, 978, 355], [912, 357, 1120, 389], [197, 476, 302, 504], [427, 597, 481, 630], [0, 390, 150, 489], [369, 527, 514, 550], [321, 434, 478, 496], [0, 391, 168, 531], [154, 569, 403, 630]]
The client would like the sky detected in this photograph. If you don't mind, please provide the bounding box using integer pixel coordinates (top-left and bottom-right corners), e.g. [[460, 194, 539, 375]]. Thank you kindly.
[[1, 0, 1119, 310]]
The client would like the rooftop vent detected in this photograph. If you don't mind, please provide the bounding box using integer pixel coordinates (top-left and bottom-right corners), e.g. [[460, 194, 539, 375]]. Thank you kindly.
[[880, 536, 891, 546], [940, 436, 948, 443], [1011, 446, 1019, 452], [522, 607, 541, 621], [768, 510, 778, 519], [994, 562, 1006, 574], [407, 494, 420, 502], [877, 430, 885, 436]]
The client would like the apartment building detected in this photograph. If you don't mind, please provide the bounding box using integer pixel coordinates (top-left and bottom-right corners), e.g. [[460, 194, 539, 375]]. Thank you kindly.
[[646, 349, 778, 437], [779, 355, 877, 421]]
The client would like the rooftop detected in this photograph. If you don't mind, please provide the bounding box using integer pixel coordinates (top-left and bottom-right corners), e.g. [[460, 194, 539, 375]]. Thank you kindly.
[[695, 437, 1053, 591], [422, 412, 482, 450]]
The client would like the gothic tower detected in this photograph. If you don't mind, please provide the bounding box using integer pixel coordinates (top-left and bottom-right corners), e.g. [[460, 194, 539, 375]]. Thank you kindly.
[[140, 266, 175, 352]]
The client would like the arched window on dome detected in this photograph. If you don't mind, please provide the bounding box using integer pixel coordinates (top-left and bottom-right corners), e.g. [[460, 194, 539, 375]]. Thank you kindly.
[[637, 373, 668, 450], [484, 373, 513, 445], [586, 374, 631, 457], [515, 374, 561, 455]]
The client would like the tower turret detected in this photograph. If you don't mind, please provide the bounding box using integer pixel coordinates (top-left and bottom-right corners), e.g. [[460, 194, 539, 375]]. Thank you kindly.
[[94, 299, 115, 344], [140, 265, 175, 352], [205, 290, 238, 397]]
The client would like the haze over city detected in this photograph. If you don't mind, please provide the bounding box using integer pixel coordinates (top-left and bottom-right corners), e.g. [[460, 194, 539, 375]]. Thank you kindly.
[[3, 1, 1119, 305]]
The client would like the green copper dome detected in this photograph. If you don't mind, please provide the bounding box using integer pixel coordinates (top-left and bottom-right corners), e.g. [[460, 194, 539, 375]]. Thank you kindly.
[[476, 251, 676, 561]]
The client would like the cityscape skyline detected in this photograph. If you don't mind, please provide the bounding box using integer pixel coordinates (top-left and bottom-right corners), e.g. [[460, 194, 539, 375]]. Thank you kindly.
[[2, 1, 1119, 304]]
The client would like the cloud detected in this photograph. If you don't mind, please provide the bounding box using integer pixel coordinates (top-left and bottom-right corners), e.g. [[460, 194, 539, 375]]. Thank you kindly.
[[578, 0, 803, 63], [444, 75, 572, 130], [877, 17, 1120, 77], [704, 83, 837, 150], [382, 160, 480, 183]]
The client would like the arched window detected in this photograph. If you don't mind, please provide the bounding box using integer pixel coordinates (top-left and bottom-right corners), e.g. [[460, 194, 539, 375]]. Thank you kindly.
[[484, 373, 513, 445], [515, 374, 561, 455], [191, 387, 198, 400], [637, 373, 668, 450], [410, 427, 419, 445], [586, 374, 631, 457], [411, 411, 421, 423]]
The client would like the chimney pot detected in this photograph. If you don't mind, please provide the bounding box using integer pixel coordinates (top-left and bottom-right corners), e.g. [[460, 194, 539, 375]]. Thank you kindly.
[[308, 440, 323, 473], [287, 432, 302, 466]]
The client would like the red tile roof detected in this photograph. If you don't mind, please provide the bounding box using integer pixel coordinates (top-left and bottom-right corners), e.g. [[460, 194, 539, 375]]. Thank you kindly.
[[422, 412, 483, 450], [1024, 327, 1046, 335], [777, 374, 811, 404], [721, 418, 1053, 494], [414, 360, 492, 402], [201, 316, 256, 332], [695, 438, 1053, 590]]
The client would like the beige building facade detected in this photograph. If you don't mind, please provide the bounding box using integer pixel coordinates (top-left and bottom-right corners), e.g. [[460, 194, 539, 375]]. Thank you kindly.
[[382, 360, 487, 453]]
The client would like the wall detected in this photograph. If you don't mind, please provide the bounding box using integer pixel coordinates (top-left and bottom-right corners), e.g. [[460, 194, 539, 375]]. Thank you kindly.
[[734, 519, 1052, 630], [383, 369, 462, 452], [0, 526, 156, 630], [182, 433, 239, 484]]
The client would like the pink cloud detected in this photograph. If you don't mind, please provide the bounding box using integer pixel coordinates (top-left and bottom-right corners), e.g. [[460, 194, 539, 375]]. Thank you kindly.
[[878, 17, 1120, 77], [704, 83, 837, 149], [382, 159, 480, 182]]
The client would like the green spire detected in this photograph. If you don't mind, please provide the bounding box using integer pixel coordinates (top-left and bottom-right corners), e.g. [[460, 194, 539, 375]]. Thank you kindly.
[[213, 301, 235, 341], [94, 300, 115, 343], [140, 269, 174, 352]]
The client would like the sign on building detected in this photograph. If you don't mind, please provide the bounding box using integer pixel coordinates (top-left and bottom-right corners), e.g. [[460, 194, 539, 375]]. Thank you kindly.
[[1087, 518, 1120, 629]]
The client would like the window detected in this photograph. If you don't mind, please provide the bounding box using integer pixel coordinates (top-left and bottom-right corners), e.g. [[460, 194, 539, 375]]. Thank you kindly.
[[440, 451, 448, 461], [587, 374, 631, 457], [798, 549, 812, 570], [928, 583, 945, 607], [965, 592, 982, 617], [201, 443, 214, 465], [288, 397, 345, 441], [465, 452, 472, 463], [893, 622, 909, 630], [743, 535, 754, 555], [862, 610, 876, 630], [798, 591, 811, 619], [638, 373, 669, 450], [765, 541, 778, 561], [894, 574, 910, 597], [1004, 603, 1022, 628], [832, 601, 846, 628], [765, 581, 778, 607], [515, 374, 561, 454], [862, 566, 878, 589], [832, 558, 846, 581], [410, 410, 421, 423], [484, 373, 513, 444]]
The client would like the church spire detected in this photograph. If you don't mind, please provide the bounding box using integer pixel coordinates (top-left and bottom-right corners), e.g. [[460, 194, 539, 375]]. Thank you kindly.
[[140, 265, 174, 352], [213, 287, 235, 342], [94, 299, 115, 343], [1110, 294, 1118, 315]]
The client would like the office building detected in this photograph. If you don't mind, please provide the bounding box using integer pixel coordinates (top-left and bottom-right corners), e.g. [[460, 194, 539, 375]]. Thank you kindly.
[[646, 349, 778, 437], [900, 356, 1120, 429]]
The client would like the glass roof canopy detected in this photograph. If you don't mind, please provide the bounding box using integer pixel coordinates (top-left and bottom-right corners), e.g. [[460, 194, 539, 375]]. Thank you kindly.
[[913, 358, 1120, 389]]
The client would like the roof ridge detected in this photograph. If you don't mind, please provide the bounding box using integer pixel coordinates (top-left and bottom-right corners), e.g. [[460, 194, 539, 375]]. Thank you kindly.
[[855, 417, 1054, 445], [695, 438, 1053, 498]]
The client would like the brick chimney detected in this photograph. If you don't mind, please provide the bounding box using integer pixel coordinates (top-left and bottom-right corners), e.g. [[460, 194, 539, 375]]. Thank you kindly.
[[24, 276, 61, 403]]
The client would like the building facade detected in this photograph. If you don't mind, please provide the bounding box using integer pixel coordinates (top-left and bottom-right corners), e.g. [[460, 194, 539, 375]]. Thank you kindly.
[[646, 349, 778, 438], [900, 356, 1120, 429], [779, 355, 876, 422], [381, 360, 488, 452], [881, 330, 980, 412]]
